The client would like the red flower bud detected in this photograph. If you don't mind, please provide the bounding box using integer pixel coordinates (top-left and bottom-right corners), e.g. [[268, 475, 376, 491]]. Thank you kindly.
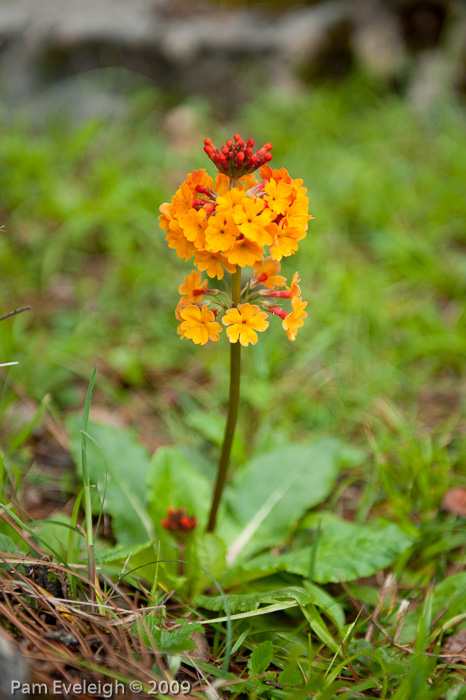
[[161, 507, 198, 535], [261, 290, 291, 298], [202, 202, 216, 216], [268, 305, 288, 320], [203, 136, 273, 176], [191, 199, 206, 209], [254, 272, 268, 285], [236, 152, 245, 167]]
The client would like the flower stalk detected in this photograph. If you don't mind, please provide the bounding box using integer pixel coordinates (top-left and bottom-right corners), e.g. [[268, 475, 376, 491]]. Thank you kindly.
[[159, 133, 312, 532], [207, 266, 242, 532]]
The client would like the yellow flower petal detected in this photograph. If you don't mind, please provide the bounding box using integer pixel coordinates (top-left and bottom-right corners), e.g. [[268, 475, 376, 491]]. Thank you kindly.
[[222, 303, 269, 346], [178, 304, 222, 345]]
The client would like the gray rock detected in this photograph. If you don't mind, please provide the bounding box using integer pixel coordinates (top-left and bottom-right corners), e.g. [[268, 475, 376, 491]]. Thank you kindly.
[[0, 0, 461, 117], [0, 629, 29, 697], [0, 0, 350, 115]]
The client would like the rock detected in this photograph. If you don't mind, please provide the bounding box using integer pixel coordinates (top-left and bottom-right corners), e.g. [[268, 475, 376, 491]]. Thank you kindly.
[[351, 0, 405, 79], [0, 0, 462, 117], [185, 630, 210, 662], [0, 629, 29, 697], [442, 487, 466, 517], [163, 104, 203, 151], [443, 628, 466, 664], [0, 0, 352, 115]]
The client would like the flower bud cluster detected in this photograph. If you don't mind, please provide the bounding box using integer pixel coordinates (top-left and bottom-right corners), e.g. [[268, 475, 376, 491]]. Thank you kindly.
[[204, 135, 273, 177], [159, 136, 312, 346], [161, 507, 197, 533]]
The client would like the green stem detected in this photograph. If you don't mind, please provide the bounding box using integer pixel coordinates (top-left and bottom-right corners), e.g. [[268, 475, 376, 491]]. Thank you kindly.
[[207, 266, 242, 532], [82, 367, 97, 601]]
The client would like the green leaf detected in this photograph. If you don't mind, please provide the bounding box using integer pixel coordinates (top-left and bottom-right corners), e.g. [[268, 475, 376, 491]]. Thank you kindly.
[[303, 604, 341, 654], [185, 533, 227, 596], [67, 417, 153, 545], [278, 662, 306, 686], [100, 540, 181, 588], [305, 581, 345, 629], [196, 586, 315, 614], [0, 533, 18, 569], [369, 647, 410, 678], [146, 446, 211, 530], [220, 439, 343, 561], [233, 519, 413, 583], [185, 410, 224, 445], [0, 534, 17, 554], [34, 514, 75, 559], [348, 639, 373, 665], [135, 616, 203, 654], [432, 573, 466, 622], [248, 640, 274, 676], [230, 629, 250, 657]]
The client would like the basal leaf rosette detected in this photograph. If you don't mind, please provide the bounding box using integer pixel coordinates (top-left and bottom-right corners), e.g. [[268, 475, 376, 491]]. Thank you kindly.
[[158, 135, 312, 346]]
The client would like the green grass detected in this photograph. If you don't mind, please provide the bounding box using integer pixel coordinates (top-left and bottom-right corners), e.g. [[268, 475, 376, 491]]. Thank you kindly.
[[1, 74, 466, 697]]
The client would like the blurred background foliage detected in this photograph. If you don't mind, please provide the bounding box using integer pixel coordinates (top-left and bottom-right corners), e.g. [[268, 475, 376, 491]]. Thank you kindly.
[[0, 0, 465, 503]]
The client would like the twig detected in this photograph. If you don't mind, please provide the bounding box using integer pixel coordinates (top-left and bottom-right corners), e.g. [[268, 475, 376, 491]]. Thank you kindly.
[[0, 306, 31, 322], [339, 578, 414, 654], [365, 573, 396, 643]]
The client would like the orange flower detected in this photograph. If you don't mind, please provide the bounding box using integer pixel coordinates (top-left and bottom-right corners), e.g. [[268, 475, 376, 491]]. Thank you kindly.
[[171, 182, 196, 218], [285, 190, 312, 231], [178, 270, 208, 303], [253, 256, 287, 289], [194, 250, 236, 279], [178, 304, 222, 345], [166, 221, 195, 262], [259, 270, 301, 300], [288, 272, 301, 298], [233, 199, 274, 245], [222, 303, 269, 346], [179, 208, 207, 249], [282, 296, 308, 341], [226, 236, 264, 267], [213, 173, 230, 196], [268, 222, 301, 260], [158, 202, 172, 231], [259, 165, 293, 185], [263, 178, 293, 216], [215, 188, 247, 216], [205, 212, 237, 253], [175, 298, 191, 321], [186, 169, 214, 191]]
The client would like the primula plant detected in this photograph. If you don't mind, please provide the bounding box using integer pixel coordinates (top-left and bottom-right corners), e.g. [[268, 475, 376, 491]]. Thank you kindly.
[[159, 135, 312, 530]]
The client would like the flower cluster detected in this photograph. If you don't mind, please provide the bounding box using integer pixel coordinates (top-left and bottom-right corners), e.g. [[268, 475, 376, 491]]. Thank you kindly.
[[161, 507, 198, 533], [159, 135, 311, 346]]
